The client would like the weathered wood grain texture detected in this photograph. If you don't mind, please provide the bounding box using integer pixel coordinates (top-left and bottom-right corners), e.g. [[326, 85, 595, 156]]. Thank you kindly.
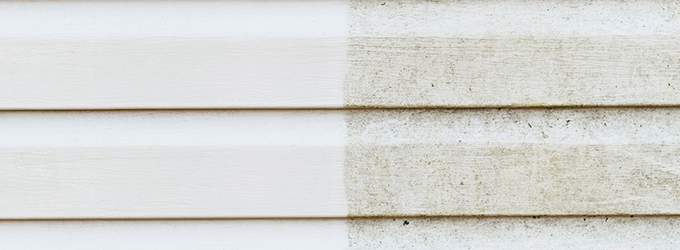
[[1, 217, 678, 249], [2, 0, 680, 108], [1, 109, 680, 218]]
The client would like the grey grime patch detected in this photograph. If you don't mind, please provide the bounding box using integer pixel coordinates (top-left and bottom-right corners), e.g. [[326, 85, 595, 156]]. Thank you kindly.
[[346, 216, 680, 249], [347, 0, 680, 38], [343, 36, 680, 107], [344, 109, 680, 216], [344, 0, 680, 107]]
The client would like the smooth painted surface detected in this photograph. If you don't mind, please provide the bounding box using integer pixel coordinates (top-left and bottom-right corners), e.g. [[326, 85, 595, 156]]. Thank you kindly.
[[0, 111, 347, 218], [0, 0, 347, 109], [0, 38, 346, 109], [0, 1, 348, 38], [0, 219, 348, 250]]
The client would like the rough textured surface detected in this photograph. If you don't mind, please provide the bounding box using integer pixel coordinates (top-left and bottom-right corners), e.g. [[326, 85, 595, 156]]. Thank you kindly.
[[345, 36, 680, 107], [347, 216, 680, 249], [345, 0, 680, 107], [345, 108, 680, 216], [348, 0, 680, 38]]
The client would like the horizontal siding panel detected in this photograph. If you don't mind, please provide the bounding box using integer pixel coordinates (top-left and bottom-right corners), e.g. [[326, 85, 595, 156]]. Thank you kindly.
[[1, 109, 680, 218], [347, 216, 680, 249], [346, 108, 680, 216], [344, 0, 680, 107], [0, 38, 346, 109], [345, 35, 680, 107], [0, 0, 347, 109], [0, 219, 348, 250], [1, 217, 679, 249], [0, 111, 347, 219], [1, 0, 680, 108], [0, 146, 346, 218], [4, 0, 679, 247]]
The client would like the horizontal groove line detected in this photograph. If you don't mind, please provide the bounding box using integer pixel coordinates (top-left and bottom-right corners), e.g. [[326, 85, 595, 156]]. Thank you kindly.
[[3, 105, 680, 112], [2, 215, 680, 222]]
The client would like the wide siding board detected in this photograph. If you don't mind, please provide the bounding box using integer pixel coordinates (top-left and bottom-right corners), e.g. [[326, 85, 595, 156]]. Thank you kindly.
[[0, 1, 348, 109], [0, 111, 347, 219], [1, 109, 680, 218], [1, 0, 679, 108], [344, 108, 680, 216]]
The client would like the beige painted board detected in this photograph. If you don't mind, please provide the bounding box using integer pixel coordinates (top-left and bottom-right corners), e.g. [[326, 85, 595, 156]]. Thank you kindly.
[[1, 217, 679, 249], [1, 0, 680, 109], [2, 109, 680, 218]]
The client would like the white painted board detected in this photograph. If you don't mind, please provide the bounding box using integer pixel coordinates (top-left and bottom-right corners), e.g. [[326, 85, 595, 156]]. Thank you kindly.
[[2, 109, 680, 218], [0, 1, 347, 109], [0, 219, 349, 250], [1, 0, 680, 108], [0, 111, 348, 218]]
